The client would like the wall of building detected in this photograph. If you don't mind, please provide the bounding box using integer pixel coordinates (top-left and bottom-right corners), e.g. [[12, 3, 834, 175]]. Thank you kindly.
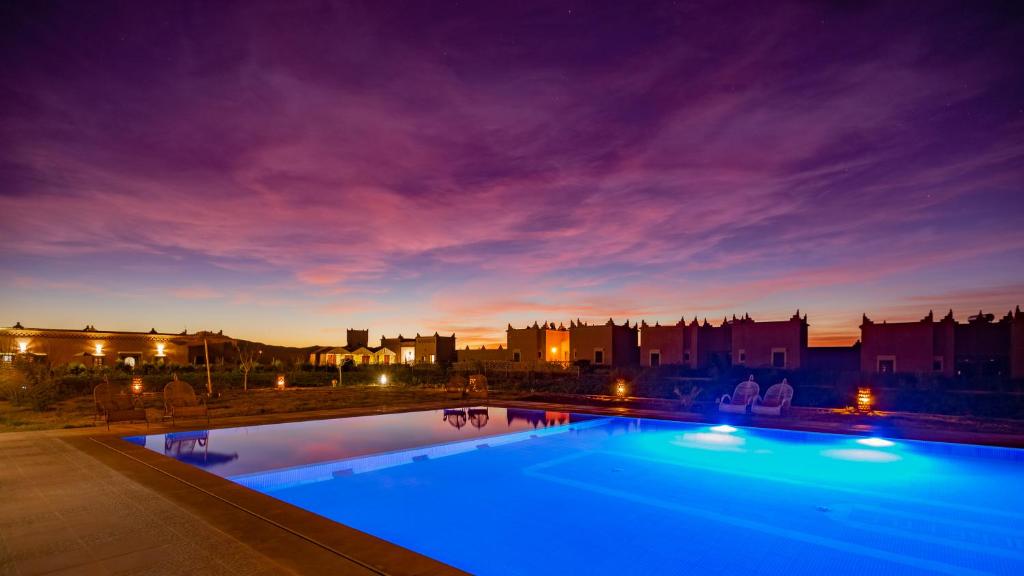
[[730, 312, 808, 369], [640, 322, 685, 366], [457, 346, 509, 363], [507, 323, 570, 363], [415, 334, 456, 364], [860, 312, 954, 375], [1, 326, 191, 367], [570, 320, 638, 367], [806, 344, 861, 372], [685, 319, 732, 370]]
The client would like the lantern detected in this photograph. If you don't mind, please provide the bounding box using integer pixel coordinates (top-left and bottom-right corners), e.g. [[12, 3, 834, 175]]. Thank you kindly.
[[856, 387, 873, 413], [614, 379, 627, 398], [276, 374, 286, 390], [131, 376, 144, 395], [18, 341, 28, 354], [379, 374, 388, 386]]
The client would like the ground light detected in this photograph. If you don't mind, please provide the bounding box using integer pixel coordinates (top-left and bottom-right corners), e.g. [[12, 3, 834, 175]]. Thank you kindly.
[[856, 386, 873, 412], [856, 437, 895, 447], [379, 374, 388, 385], [276, 374, 286, 390], [710, 424, 737, 433], [614, 380, 627, 397]]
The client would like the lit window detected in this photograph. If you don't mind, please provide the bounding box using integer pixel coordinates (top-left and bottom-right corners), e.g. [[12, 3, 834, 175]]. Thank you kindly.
[[877, 356, 895, 373]]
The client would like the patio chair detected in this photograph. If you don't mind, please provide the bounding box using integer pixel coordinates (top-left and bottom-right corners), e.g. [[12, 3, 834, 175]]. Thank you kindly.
[[467, 374, 488, 399], [752, 378, 794, 416], [163, 375, 209, 425], [445, 374, 467, 400], [94, 380, 148, 430], [719, 375, 759, 414]]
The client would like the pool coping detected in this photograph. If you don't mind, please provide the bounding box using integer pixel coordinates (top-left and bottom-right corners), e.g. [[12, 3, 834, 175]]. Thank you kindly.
[[74, 399, 1024, 576]]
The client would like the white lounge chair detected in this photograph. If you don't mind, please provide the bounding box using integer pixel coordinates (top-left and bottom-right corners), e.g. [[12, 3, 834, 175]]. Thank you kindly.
[[719, 375, 759, 414], [752, 378, 794, 416]]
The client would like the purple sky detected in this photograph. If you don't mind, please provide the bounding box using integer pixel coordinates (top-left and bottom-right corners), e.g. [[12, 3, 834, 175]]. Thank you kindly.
[[2, 1, 1022, 347]]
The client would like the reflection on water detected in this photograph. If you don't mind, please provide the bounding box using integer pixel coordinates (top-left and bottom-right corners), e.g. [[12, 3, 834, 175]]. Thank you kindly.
[[444, 407, 492, 429], [506, 408, 573, 428], [127, 407, 594, 477], [164, 431, 239, 466], [468, 407, 489, 428], [443, 408, 468, 429]]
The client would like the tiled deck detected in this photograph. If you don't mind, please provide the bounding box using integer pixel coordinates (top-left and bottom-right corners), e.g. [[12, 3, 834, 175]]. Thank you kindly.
[[0, 432, 289, 576]]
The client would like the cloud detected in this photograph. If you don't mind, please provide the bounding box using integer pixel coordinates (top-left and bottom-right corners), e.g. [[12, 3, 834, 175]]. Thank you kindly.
[[1, 1, 1021, 345]]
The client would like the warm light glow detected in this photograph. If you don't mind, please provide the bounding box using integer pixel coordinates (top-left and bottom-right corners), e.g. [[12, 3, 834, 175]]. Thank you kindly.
[[856, 387, 873, 412], [131, 376, 143, 395], [856, 437, 894, 448], [550, 346, 558, 354], [614, 380, 627, 397], [276, 374, 286, 390], [379, 374, 388, 385], [18, 341, 27, 353], [94, 344, 104, 356], [710, 425, 737, 433], [156, 343, 166, 357]]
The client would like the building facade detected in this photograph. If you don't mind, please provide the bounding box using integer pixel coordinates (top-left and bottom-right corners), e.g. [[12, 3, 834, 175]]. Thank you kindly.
[[507, 322, 570, 363], [860, 311, 956, 376], [640, 320, 686, 367], [1, 323, 192, 367], [569, 318, 639, 367], [730, 311, 809, 369]]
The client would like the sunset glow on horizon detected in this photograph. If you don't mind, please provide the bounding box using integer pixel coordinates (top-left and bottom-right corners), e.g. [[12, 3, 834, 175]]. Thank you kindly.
[[2, 1, 1022, 348]]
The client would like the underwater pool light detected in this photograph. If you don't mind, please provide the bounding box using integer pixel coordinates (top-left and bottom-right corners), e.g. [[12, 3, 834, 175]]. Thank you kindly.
[[710, 425, 738, 433], [856, 437, 894, 448]]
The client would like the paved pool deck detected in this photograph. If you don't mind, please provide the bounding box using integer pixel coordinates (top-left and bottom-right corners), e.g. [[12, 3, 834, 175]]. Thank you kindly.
[[3, 400, 1023, 575]]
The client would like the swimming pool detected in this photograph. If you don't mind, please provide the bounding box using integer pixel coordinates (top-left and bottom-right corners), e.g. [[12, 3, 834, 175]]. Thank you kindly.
[[126, 407, 1024, 575]]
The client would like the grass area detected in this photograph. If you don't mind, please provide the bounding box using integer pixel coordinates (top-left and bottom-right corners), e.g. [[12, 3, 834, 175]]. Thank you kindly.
[[0, 385, 520, 433]]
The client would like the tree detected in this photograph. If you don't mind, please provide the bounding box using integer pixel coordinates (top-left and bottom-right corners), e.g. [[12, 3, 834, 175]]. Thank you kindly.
[[234, 341, 258, 392]]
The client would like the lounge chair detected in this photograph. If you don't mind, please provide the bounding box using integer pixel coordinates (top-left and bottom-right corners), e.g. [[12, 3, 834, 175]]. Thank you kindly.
[[752, 378, 794, 416], [719, 375, 759, 414], [673, 384, 702, 411], [163, 376, 209, 425], [94, 380, 148, 430]]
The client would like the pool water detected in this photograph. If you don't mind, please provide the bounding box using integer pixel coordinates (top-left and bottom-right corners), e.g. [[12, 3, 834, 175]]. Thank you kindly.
[[127, 408, 1024, 575]]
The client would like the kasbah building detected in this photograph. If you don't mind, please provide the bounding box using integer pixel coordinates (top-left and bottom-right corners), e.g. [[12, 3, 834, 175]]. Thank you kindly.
[[3, 306, 1024, 380]]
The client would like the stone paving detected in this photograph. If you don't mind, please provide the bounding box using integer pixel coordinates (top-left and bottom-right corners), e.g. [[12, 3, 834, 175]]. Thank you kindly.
[[0, 432, 288, 576]]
